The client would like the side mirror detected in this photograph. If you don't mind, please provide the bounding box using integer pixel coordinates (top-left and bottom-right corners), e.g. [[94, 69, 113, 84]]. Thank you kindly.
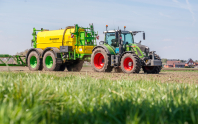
[[143, 33, 145, 40], [115, 32, 118, 39], [119, 30, 121, 34], [99, 41, 105, 45]]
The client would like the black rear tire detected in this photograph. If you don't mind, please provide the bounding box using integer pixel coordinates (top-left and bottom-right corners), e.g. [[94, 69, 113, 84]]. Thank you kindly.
[[91, 48, 113, 72], [120, 53, 141, 73], [66, 60, 84, 72], [142, 66, 161, 74], [28, 51, 42, 71]]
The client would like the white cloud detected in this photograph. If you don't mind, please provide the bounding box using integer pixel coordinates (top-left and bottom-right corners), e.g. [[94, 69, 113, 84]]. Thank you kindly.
[[129, 0, 185, 9], [186, 0, 196, 24], [0, 13, 5, 16], [171, 0, 196, 24], [159, 12, 171, 18], [162, 39, 173, 42], [162, 46, 174, 50], [172, 0, 179, 3], [184, 37, 198, 40]]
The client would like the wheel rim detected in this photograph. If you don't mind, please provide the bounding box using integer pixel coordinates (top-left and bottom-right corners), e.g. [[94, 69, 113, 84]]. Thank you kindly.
[[94, 53, 104, 69], [45, 56, 53, 68], [30, 56, 37, 68], [123, 57, 133, 71]]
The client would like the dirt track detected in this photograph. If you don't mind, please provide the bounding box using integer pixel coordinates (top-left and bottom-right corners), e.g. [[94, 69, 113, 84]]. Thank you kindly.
[[1, 66, 198, 83]]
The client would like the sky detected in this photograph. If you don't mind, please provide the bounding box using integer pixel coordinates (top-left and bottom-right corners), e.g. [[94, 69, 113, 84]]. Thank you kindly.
[[0, 0, 197, 60]]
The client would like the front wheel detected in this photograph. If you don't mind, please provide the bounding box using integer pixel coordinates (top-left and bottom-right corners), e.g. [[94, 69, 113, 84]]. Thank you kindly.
[[120, 53, 141, 73]]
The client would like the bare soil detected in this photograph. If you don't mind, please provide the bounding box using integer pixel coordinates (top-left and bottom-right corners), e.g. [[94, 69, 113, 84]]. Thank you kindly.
[[1, 66, 198, 83], [162, 68, 198, 71], [0, 66, 93, 72]]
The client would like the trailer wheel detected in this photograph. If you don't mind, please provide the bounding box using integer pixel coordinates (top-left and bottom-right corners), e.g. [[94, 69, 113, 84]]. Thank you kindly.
[[120, 53, 141, 73], [66, 60, 84, 72], [43, 51, 60, 71], [91, 48, 113, 72], [28, 51, 42, 71]]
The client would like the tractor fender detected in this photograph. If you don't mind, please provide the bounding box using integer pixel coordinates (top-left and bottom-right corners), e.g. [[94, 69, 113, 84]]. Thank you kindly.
[[26, 48, 43, 64], [42, 47, 61, 58], [92, 45, 110, 54]]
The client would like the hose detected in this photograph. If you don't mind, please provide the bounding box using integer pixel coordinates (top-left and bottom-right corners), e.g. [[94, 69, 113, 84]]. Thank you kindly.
[[62, 26, 75, 46]]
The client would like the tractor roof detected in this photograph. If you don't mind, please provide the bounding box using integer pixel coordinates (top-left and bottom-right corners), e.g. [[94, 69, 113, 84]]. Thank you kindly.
[[103, 30, 132, 34]]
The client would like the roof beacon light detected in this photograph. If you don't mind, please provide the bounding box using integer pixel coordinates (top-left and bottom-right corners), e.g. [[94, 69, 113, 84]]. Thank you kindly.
[[106, 25, 108, 31], [124, 26, 126, 31]]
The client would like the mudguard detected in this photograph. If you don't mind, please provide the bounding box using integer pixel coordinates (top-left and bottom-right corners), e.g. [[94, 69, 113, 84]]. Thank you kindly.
[[42, 47, 61, 58], [92, 44, 115, 55]]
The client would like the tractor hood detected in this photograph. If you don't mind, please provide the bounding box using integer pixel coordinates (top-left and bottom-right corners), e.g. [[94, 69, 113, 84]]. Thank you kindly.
[[136, 43, 149, 55]]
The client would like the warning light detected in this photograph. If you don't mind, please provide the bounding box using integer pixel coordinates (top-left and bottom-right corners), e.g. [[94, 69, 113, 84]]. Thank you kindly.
[[106, 25, 108, 31], [124, 26, 126, 31]]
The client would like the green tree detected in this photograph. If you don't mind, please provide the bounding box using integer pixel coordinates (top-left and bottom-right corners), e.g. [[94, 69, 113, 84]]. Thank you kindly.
[[180, 60, 187, 63]]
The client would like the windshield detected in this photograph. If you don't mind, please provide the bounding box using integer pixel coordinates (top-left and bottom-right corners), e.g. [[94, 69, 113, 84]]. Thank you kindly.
[[105, 32, 133, 47]]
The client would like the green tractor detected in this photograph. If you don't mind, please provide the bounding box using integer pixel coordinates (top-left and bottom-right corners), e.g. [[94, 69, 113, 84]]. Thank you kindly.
[[91, 25, 162, 74]]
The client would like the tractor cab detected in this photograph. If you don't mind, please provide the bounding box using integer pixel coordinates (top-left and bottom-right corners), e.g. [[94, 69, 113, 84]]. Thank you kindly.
[[103, 30, 135, 54], [102, 25, 145, 55], [104, 30, 134, 48]]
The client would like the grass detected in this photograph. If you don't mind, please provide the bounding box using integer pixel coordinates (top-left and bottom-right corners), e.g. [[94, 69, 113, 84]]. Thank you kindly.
[[0, 72, 198, 124], [161, 68, 198, 72]]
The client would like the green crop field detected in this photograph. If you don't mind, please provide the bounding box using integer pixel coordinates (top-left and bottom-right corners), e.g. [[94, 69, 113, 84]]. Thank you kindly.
[[0, 71, 198, 124]]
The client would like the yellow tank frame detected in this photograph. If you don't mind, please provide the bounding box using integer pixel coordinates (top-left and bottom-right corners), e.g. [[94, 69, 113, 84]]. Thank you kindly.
[[33, 24, 97, 61]]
